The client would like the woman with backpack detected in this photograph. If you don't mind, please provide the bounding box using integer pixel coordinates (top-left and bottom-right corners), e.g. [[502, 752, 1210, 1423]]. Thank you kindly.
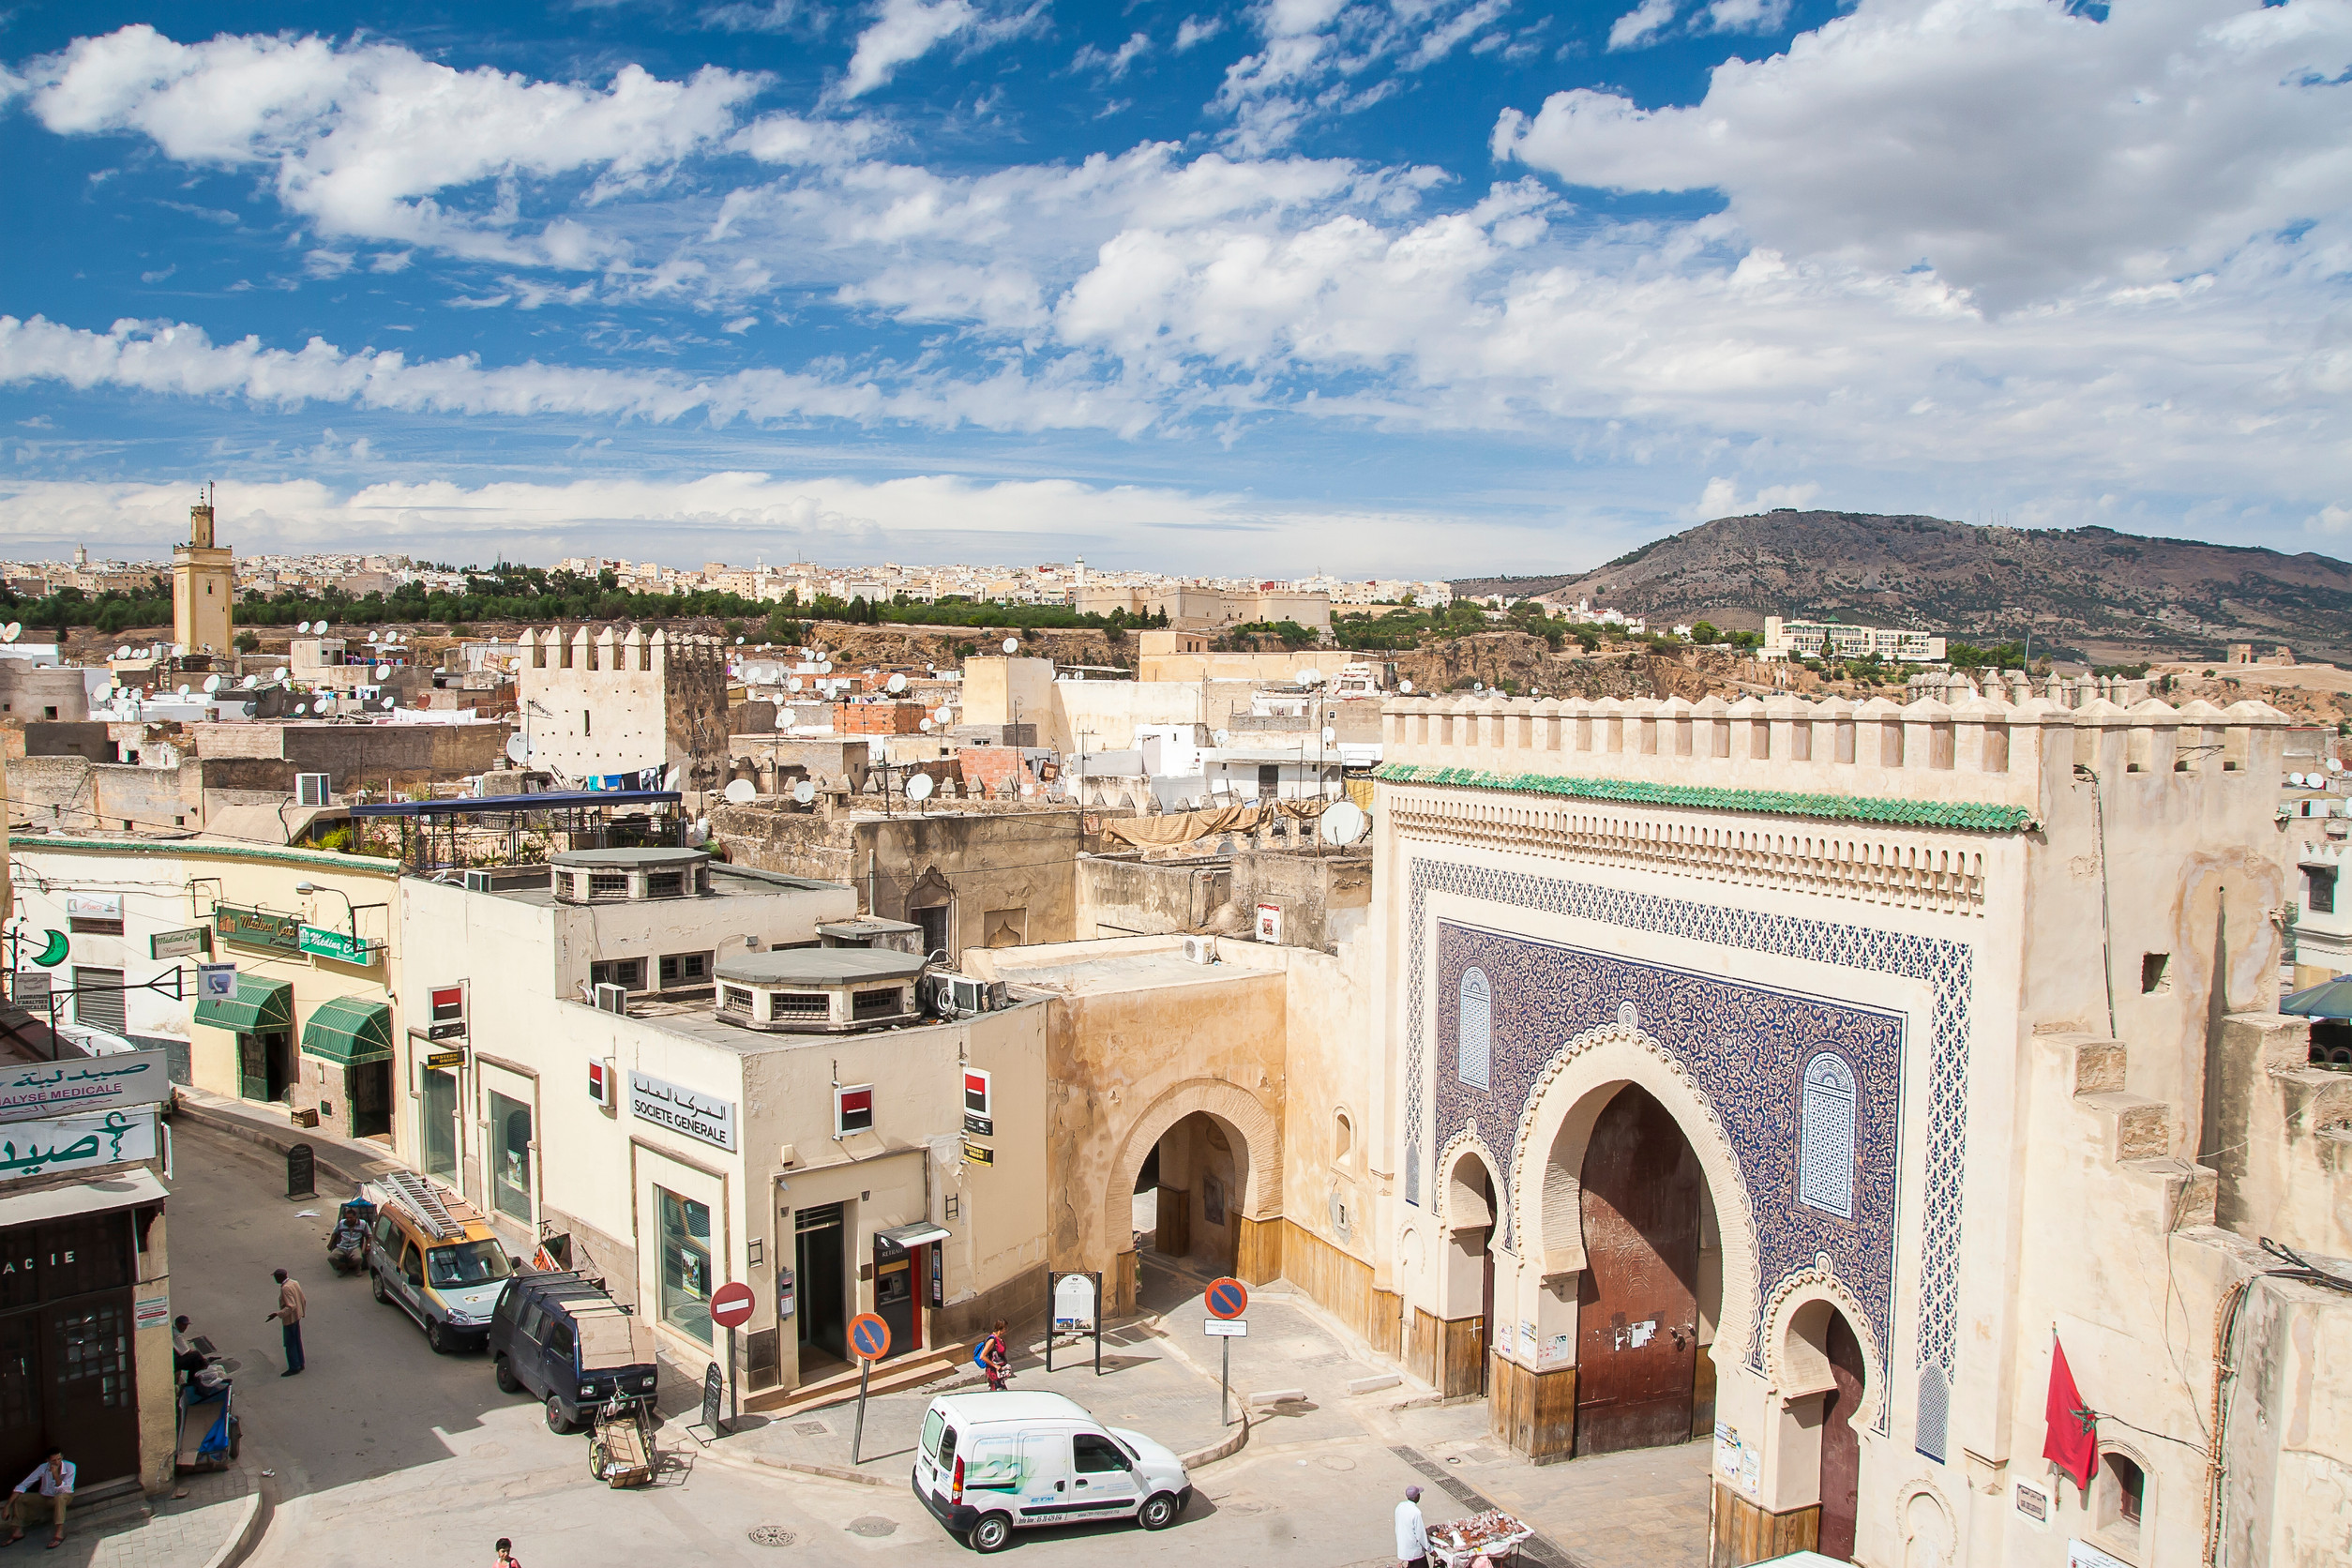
[[976, 1320, 1010, 1391]]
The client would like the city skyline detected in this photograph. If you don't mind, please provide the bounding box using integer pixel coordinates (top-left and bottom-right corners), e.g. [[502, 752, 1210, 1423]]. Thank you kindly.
[[3, 0, 2346, 572]]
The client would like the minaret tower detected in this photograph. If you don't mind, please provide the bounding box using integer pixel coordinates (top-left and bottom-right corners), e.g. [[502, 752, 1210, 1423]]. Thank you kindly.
[[172, 482, 234, 656]]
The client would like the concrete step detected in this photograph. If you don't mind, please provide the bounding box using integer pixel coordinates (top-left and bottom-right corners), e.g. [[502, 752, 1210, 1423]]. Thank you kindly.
[[743, 1348, 966, 1418], [2118, 1157, 2219, 1230], [2076, 1091, 2173, 1163], [54, 1479, 152, 1537], [2065, 1037, 2129, 1097]]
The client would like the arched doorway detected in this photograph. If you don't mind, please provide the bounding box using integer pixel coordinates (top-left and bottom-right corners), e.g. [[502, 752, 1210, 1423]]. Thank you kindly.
[[1575, 1084, 1704, 1455], [1444, 1153, 1498, 1397], [1817, 1309, 1866, 1558], [1137, 1111, 1246, 1279]]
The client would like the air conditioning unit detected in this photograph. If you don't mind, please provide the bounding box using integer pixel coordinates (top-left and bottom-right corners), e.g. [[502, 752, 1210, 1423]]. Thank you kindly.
[[927, 973, 1010, 1017], [1183, 936, 1217, 965], [463, 869, 495, 893], [593, 983, 627, 1014], [295, 773, 331, 807]]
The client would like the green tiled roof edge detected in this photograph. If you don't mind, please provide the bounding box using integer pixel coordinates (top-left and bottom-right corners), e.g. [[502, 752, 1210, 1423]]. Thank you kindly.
[[7, 834, 397, 873], [1372, 763, 2036, 832]]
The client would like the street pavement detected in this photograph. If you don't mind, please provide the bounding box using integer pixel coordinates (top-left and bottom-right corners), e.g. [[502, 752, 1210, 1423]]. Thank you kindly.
[[169, 1119, 1711, 1568]]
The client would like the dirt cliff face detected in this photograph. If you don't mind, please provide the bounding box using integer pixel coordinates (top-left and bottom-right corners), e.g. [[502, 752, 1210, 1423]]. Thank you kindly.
[[1455, 511, 2352, 665]]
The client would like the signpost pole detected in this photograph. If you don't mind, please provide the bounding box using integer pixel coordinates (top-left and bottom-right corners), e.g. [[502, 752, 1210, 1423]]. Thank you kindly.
[[727, 1325, 739, 1430], [852, 1357, 872, 1465], [1221, 1335, 1230, 1428], [1093, 1272, 1103, 1376], [1046, 1271, 1055, 1375]]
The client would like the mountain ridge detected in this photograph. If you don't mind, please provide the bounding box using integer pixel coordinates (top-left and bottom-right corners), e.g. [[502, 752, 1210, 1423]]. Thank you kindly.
[[1454, 512, 2352, 664]]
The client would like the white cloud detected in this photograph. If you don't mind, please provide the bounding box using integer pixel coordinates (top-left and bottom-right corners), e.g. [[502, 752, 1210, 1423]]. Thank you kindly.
[[0, 472, 1500, 577], [1215, 0, 1514, 152], [1607, 0, 1680, 50], [1692, 475, 1819, 520], [837, 0, 1042, 98], [1176, 15, 1229, 51], [1074, 32, 1153, 80], [17, 25, 761, 264], [1703, 0, 1789, 34], [1496, 0, 2352, 306]]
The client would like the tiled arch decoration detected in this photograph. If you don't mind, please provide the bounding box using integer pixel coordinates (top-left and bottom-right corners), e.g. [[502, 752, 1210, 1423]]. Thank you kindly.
[[1399, 854, 1972, 1457]]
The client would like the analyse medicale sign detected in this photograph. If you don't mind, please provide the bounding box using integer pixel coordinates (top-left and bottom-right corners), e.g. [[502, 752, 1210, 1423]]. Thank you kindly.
[[0, 1050, 171, 1123]]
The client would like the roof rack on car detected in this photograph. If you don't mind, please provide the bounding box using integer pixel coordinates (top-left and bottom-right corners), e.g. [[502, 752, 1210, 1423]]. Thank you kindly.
[[377, 1168, 471, 1243]]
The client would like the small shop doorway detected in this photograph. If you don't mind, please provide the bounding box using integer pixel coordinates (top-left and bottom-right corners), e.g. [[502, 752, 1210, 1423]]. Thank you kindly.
[[0, 1211, 141, 1489], [237, 1031, 294, 1102], [347, 1060, 394, 1138], [794, 1203, 849, 1374]]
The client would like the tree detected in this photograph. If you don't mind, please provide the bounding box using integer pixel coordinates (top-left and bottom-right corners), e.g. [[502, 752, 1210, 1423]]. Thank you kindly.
[[1690, 621, 1721, 645]]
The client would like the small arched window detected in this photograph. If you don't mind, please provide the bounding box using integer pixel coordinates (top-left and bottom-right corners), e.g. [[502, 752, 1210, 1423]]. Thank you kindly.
[[1457, 969, 1492, 1090], [1334, 1109, 1354, 1165], [1798, 1051, 1858, 1218]]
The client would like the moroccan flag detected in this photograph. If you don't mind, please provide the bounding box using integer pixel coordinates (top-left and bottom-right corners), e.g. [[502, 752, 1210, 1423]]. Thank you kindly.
[[2043, 1336, 2098, 1489]]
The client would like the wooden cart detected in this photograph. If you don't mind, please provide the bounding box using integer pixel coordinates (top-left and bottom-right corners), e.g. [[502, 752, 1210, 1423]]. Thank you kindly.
[[1426, 1509, 1535, 1567], [588, 1395, 657, 1487]]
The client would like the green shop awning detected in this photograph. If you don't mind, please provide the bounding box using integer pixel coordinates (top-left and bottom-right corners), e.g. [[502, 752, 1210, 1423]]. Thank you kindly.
[[193, 975, 294, 1033], [301, 996, 394, 1066]]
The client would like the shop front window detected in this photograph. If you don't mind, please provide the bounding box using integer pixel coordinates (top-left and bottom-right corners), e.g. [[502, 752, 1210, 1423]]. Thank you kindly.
[[658, 1188, 713, 1345], [490, 1091, 533, 1222], [422, 1069, 458, 1178]]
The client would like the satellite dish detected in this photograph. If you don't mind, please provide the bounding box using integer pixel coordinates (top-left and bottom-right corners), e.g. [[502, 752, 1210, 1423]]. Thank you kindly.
[[723, 778, 757, 805], [177, 683, 191, 697], [1320, 801, 1368, 847], [1399, 680, 1415, 694], [292, 701, 310, 716], [1472, 681, 1485, 692], [919, 718, 933, 732], [1295, 668, 1319, 686], [1003, 638, 1019, 655], [274, 668, 290, 682], [934, 705, 954, 724], [505, 734, 531, 764], [887, 672, 907, 694], [787, 676, 803, 693], [1214, 729, 1230, 746], [316, 622, 330, 634], [791, 778, 817, 806], [374, 664, 392, 680], [0, 623, 19, 642], [367, 631, 379, 642], [204, 674, 223, 693], [115, 646, 131, 659], [1322, 726, 1336, 746], [736, 637, 746, 645], [926, 663, 936, 674], [905, 773, 935, 803], [297, 621, 311, 633], [2292, 772, 2309, 787], [817, 660, 832, 674]]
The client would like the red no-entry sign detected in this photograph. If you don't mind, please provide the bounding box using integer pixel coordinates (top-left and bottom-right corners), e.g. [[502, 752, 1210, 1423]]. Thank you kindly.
[[709, 1281, 757, 1331]]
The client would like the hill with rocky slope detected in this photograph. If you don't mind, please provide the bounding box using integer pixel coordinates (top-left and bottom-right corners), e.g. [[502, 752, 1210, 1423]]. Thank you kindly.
[[1457, 512, 2352, 664]]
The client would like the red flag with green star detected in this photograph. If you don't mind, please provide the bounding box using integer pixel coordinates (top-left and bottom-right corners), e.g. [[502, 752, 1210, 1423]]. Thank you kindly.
[[2043, 1335, 2097, 1489]]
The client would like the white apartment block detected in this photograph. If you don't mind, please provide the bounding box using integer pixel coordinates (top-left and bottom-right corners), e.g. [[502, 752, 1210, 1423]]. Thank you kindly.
[[1763, 616, 1948, 663]]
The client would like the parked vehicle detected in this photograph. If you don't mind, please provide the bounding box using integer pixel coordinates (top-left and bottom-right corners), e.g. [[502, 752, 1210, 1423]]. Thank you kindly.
[[912, 1391, 1190, 1553], [364, 1169, 512, 1353], [489, 1268, 660, 1435]]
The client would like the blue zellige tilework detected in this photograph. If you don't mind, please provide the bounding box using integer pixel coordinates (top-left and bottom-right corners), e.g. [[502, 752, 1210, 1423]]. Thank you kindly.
[[1400, 856, 1972, 1455]]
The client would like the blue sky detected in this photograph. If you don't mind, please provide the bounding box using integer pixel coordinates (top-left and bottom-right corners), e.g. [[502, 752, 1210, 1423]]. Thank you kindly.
[[1, 0, 2346, 575]]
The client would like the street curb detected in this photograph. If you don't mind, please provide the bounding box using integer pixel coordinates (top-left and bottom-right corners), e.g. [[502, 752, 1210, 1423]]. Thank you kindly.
[[661, 1428, 897, 1489], [194, 1491, 266, 1568], [1177, 1408, 1249, 1470], [171, 1093, 377, 1193]]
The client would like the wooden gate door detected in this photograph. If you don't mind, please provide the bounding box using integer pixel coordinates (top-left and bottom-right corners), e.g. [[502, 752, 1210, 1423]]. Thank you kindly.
[[1575, 1085, 1702, 1455], [1817, 1312, 1866, 1558]]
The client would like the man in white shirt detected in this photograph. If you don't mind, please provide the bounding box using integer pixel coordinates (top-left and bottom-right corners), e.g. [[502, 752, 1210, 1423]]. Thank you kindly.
[[7, 1449, 76, 1548], [1395, 1484, 1429, 1568]]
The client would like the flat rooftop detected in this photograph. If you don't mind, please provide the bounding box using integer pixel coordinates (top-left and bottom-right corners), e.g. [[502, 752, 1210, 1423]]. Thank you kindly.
[[477, 863, 845, 908], [976, 945, 1269, 997]]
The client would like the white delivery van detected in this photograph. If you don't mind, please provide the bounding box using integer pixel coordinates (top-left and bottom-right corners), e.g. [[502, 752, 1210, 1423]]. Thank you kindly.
[[912, 1391, 1192, 1553]]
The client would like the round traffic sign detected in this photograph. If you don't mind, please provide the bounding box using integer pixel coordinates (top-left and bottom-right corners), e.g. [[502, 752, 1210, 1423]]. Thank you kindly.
[[1205, 1277, 1248, 1319], [849, 1312, 892, 1362], [709, 1281, 757, 1331]]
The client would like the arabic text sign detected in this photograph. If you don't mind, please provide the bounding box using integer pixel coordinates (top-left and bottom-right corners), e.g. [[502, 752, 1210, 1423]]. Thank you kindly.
[[626, 1069, 737, 1153], [0, 1108, 158, 1183], [0, 1050, 171, 1123]]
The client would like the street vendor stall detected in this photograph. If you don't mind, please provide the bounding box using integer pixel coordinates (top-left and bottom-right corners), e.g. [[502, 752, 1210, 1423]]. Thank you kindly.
[[1426, 1509, 1535, 1567]]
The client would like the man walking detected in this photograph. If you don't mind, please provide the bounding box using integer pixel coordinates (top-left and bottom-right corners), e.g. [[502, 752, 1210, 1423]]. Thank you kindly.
[[1395, 1484, 1428, 1568], [7, 1448, 76, 1548], [266, 1267, 307, 1376]]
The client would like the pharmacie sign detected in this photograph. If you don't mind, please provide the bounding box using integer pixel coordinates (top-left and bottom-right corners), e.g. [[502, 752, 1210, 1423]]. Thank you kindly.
[[0, 1108, 158, 1183], [626, 1070, 737, 1153]]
